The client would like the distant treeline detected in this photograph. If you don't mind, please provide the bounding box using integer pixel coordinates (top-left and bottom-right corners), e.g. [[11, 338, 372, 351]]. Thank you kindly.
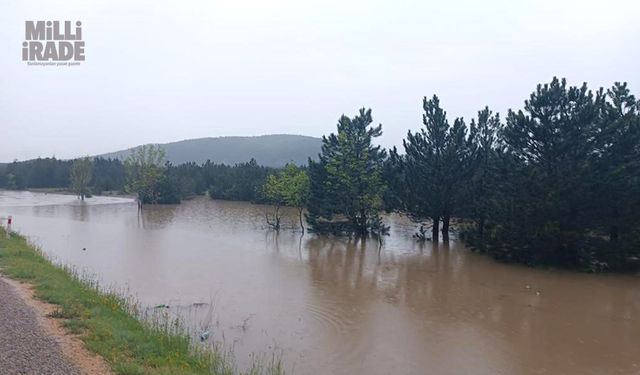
[[0, 157, 275, 204], [1, 77, 639, 272]]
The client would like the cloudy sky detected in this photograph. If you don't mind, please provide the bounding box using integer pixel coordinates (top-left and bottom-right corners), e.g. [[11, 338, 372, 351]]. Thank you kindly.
[[1, 0, 639, 161]]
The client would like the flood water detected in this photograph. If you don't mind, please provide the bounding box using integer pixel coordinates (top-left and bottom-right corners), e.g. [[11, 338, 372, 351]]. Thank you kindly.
[[1, 190, 639, 375]]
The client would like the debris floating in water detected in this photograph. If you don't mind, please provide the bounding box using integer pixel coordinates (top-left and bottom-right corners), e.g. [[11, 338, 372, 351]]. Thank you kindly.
[[154, 304, 170, 309], [200, 331, 210, 342]]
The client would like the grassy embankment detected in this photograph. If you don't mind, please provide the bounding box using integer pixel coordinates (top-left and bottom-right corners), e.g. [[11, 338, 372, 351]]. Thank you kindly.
[[0, 228, 282, 375]]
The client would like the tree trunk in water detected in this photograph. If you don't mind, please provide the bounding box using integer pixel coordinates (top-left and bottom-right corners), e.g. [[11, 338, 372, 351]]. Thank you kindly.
[[299, 208, 305, 234], [360, 210, 367, 235], [442, 215, 450, 242], [610, 207, 619, 242], [265, 206, 281, 231], [610, 226, 619, 242], [432, 216, 439, 242]]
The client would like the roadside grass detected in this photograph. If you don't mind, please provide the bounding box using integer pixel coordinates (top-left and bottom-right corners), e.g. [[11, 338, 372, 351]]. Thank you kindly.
[[0, 228, 283, 375]]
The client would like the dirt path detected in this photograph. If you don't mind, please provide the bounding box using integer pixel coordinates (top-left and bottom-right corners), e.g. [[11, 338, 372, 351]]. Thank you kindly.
[[0, 277, 112, 375]]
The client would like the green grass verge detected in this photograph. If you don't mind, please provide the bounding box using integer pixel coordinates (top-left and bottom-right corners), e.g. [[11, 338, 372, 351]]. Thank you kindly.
[[0, 228, 282, 375]]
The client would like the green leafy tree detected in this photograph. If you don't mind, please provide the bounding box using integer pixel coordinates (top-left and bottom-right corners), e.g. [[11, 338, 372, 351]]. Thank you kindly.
[[263, 164, 310, 232], [263, 173, 286, 230], [124, 145, 167, 207], [307, 108, 387, 235], [70, 157, 93, 200]]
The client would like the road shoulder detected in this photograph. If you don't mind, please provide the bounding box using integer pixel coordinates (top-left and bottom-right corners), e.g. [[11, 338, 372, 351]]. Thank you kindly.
[[0, 276, 113, 375]]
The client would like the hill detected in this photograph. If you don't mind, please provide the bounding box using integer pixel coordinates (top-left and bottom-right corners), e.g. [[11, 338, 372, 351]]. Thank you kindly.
[[98, 135, 323, 167]]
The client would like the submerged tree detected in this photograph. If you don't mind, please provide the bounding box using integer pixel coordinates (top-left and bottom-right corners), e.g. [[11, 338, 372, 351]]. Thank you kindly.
[[263, 172, 285, 230], [70, 157, 93, 200], [595, 82, 640, 246], [283, 164, 311, 232], [496, 78, 604, 266], [465, 107, 502, 240], [307, 108, 388, 235], [385, 78, 640, 270], [263, 164, 310, 232], [124, 145, 167, 207], [472, 77, 640, 270], [392, 96, 474, 242]]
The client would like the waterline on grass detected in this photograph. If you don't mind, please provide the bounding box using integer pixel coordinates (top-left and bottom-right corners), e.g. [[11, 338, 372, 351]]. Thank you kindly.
[[0, 228, 285, 375]]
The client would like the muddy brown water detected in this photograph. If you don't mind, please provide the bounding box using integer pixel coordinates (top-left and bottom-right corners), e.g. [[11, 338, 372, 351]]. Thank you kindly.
[[1, 190, 639, 375]]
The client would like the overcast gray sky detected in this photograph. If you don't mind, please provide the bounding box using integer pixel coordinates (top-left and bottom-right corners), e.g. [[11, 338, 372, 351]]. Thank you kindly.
[[1, 0, 639, 162]]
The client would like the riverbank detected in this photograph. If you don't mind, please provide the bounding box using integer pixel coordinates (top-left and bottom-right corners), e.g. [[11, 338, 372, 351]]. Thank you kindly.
[[0, 228, 278, 375]]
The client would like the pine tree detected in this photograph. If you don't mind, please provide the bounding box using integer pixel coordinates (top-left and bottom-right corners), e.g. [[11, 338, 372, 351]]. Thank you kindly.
[[466, 107, 501, 240], [393, 96, 473, 241], [593, 83, 640, 266], [307, 108, 387, 235]]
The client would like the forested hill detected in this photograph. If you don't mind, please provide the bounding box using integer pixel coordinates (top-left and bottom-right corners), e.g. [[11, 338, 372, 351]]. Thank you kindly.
[[98, 134, 322, 167]]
